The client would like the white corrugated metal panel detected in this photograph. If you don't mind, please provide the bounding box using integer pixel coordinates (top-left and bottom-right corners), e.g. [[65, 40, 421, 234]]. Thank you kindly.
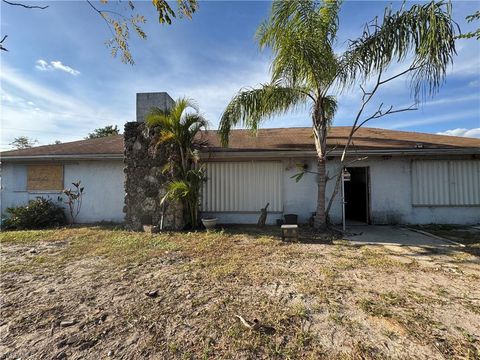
[[202, 161, 283, 212], [412, 160, 480, 206], [450, 160, 480, 205], [412, 160, 450, 205]]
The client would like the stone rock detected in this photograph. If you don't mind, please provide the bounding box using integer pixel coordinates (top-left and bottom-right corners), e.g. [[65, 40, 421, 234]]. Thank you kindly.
[[143, 198, 157, 212], [133, 139, 143, 151], [55, 351, 67, 359], [144, 175, 158, 184], [145, 290, 159, 298], [60, 320, 76, 327]]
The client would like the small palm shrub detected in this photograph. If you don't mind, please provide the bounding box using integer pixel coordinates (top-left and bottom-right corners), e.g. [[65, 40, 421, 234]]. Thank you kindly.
[[146, 98, 208, 229], [162, 167, 206, 228], [3, 197, 67, 230]]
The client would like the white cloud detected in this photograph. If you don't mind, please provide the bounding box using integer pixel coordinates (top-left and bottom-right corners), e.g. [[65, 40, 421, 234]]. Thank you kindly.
[[50, 61, 81, 76], [386, 109, 479, 129], [0, 64, 127, 150], [35, 59, 80, 76], [469, 79, 480, 88], [436, 128, 480, 138], [396, 93, 480, 109], [35, 59, 49, 71]]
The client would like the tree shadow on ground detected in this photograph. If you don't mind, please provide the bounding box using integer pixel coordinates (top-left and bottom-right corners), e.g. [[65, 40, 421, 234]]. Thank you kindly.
[[218, 224, 335, 244]]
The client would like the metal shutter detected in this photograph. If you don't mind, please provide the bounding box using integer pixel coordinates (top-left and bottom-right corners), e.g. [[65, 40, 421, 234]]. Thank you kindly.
[[202, 161, 283, 212], [412, 160, 480, 206]]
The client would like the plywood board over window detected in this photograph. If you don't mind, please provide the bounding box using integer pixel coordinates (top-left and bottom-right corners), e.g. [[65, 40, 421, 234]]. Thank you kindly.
[[27, 165, 64, 191]]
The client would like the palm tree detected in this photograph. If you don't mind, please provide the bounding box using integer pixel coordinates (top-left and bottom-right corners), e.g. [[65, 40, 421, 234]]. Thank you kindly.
[[146, 98, 208, 228], [218, 0, 457, 229]]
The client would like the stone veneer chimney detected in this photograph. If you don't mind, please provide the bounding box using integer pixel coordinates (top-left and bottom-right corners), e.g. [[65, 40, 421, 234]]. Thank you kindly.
[[124, 92, 184, 230]]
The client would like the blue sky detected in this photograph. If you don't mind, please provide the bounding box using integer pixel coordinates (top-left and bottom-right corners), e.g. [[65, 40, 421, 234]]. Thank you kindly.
[[1, 1, 479, 150]]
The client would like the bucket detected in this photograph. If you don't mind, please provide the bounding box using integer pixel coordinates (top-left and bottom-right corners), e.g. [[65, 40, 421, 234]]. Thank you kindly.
[[284, 214, 298, 225]]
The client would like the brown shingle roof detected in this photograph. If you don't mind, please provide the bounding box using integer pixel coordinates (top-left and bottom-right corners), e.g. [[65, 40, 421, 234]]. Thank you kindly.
[[201, 127, 480, 152], [1, 127, 479, 159], [1, 135, 123, 158]]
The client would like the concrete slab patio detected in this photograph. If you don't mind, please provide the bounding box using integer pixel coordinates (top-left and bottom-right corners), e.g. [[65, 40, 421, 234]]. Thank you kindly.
[[343, 225, 452, 247]]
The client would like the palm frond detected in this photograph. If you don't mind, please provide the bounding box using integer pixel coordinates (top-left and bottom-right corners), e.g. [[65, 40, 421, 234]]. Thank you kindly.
[[256, 0, 341, 89], [337, 1, 457, 99], [158, 129, 175, 143], [322, 95, 337, 125], [219, 83, 311, 146], [145, 108, 171, 128]]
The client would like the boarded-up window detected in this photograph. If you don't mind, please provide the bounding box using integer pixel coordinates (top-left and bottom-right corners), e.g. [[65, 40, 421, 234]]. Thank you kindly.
[[412, 160, 480, 206], [27, 165, 64, 191], [202, 161, 283, 212]]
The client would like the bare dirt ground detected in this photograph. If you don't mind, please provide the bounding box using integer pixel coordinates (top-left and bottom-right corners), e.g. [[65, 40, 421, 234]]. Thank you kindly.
[[1, 226, 479, 359]]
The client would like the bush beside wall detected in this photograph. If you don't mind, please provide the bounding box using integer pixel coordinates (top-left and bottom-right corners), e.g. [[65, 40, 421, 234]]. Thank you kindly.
[[3, 197, 67, 230]]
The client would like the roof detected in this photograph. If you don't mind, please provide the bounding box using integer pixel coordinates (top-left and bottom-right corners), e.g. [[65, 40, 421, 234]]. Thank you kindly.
[[201, 127, 480, 152], [1, 127, 479, 160], [1, 135, 123, 159]]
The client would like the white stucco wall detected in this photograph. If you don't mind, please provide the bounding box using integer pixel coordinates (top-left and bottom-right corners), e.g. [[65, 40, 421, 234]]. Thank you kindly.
[[2, 156, 478, 226], [325, 157, 480, 225], [1, 160, 125, 223]]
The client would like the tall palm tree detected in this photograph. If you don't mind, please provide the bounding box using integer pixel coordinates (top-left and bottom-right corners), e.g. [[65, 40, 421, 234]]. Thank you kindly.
[[219, 0, 457, 229], [146, 98, 208, 228]]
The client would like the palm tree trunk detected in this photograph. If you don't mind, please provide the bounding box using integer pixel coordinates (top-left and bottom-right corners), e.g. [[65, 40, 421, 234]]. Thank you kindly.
[[179, 145, 187, 175], [313, 100, 328, 230], [314, 156, 327, 229]]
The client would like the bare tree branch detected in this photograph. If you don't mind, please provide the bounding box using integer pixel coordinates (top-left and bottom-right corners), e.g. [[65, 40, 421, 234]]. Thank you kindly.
[[326, 65, 420, 226], [325, 143, 338, 156], [2, 0, 48, 9], [2, 0, 48, 51], [0, 35, 7, 51], [86, 0, 116, 40], [340, 64, 419, 162], [325, 155, 368, 220], [354, 103, 417, 132]]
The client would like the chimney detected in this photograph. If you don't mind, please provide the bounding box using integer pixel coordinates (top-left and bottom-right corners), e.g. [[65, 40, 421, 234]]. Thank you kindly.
[[136, 92, 175, 122]]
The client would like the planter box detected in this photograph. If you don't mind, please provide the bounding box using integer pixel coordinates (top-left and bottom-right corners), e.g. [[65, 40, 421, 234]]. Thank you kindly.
[[143, 225, 159, 233], [201, 218, 217, 230]]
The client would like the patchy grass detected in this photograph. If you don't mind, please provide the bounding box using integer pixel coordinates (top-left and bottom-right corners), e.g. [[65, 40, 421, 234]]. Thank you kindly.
[[1, 226, 479, 359]]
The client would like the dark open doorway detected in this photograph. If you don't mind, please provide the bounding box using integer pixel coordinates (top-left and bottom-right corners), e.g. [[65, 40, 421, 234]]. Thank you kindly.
[[344, 167, 370, 224]]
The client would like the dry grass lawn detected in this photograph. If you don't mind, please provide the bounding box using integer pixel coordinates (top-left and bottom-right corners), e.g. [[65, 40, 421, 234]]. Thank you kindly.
[[0, 225, 479, 359]]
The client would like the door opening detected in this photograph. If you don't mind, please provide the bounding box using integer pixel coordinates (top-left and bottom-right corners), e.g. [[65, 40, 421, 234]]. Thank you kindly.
[[344, 167, 370, 224]]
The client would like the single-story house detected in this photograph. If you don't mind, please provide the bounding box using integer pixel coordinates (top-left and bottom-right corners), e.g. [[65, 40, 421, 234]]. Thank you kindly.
[[1, 93, 479, 226]]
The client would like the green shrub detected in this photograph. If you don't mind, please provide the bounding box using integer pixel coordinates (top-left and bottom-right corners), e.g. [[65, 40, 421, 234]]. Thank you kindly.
[[3, 198, 67, 230]]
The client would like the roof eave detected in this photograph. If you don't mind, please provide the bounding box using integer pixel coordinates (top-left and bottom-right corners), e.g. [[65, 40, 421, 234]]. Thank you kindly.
[[1, 154, 124, 162], [201, 147, 480, 159], [1, 147, 478, 162]]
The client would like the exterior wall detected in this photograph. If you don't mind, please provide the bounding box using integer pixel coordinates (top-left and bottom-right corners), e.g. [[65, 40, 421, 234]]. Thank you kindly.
[[202, 158, 320, 224], [203, 156, 479, 225], [2, 155, 478, 227], [1, 160, 125, 223], [326, 157, 480, 225]]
